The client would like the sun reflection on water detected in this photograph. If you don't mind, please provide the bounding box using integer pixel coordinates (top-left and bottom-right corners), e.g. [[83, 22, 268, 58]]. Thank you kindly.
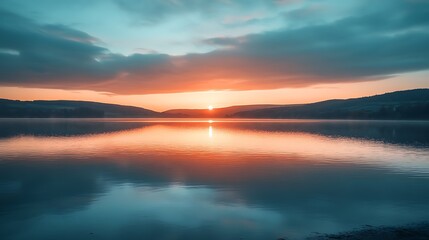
[[1, 119, 429, 240], [209, 126, 213, 138]]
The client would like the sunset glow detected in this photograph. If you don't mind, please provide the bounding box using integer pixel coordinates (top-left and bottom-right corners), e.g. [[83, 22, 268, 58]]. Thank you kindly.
[[0, 0, 427, 110], [1, 1, 429, 238]]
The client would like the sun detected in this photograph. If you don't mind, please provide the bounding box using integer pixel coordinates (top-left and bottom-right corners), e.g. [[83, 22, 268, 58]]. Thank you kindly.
[[208, 105, 214, 111]]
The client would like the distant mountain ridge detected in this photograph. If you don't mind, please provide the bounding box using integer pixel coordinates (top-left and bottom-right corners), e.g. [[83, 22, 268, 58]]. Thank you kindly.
[[232, 89, 429, 120], [0, 99, 160, 118], [163, 104, 283, 118], [0, 89, 428, 119]]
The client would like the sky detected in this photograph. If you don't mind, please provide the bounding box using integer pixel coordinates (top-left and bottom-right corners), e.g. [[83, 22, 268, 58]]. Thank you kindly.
[[0, 0, 428, 111]]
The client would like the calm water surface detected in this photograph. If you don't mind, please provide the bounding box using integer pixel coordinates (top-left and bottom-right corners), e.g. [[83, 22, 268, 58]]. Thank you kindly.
[[0, 119, 429, 240]]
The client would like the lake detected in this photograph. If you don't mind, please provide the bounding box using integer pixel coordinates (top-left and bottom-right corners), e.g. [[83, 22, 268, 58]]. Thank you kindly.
[[0, 118, 429, 240]]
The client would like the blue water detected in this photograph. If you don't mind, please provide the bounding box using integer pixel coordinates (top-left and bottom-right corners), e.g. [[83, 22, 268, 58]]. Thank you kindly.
[[0, 119, 429, 240]]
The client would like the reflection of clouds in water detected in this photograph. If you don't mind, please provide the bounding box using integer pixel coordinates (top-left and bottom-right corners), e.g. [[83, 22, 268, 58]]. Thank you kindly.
[[0, 157, 429, 239], [1, 123, 429, 176], [99, 184, 282, 228], [14, 184, 284, 240], [1, 120, 429, 239]]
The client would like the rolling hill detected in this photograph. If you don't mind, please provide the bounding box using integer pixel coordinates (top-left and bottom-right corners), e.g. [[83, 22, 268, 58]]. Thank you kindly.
[[1, 89, 428, 119], [163, 104, 283, 118], [232, 89, 429, 120], [0, 99, 161, 118]]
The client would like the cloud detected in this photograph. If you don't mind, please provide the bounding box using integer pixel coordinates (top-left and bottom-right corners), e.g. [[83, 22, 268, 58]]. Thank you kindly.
[[113, 0, 288, 24], [0, 9, 111, 85], [0, 0, 428, 94]]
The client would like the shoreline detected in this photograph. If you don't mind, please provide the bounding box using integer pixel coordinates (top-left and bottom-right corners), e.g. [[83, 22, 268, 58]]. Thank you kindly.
[[307, 223, 429, 240]]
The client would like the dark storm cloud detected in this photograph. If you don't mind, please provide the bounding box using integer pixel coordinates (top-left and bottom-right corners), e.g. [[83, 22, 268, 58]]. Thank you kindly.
[[0, 0, 428, 94]]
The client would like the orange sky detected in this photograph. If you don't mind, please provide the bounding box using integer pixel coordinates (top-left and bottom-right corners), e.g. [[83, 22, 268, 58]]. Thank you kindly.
[[1, 71, 427, 111], [1, 0, 428, 110]]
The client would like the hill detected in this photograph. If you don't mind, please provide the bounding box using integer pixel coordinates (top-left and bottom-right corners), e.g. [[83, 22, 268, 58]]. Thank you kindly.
[[1, 89, 428, 119], [0, 99, 161, 118], [232, 89, 429, 120], [163, 104, 283, 118]]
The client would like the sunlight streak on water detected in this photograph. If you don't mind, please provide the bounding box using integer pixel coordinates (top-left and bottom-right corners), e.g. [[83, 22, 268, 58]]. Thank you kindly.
[[0, 119, 429, 240]]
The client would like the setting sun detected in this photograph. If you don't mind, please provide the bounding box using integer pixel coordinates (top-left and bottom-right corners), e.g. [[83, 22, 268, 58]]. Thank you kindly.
[[1, 0, 429, 239]]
